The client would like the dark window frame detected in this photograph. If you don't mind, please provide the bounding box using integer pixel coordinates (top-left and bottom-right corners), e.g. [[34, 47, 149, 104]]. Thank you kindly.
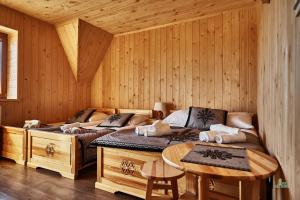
[[0, 32, 7, 98]]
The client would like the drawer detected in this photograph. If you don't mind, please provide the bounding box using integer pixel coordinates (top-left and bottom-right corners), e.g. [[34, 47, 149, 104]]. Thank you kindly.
[[30, 136, 71, 166], [102, 147, 161, 188]]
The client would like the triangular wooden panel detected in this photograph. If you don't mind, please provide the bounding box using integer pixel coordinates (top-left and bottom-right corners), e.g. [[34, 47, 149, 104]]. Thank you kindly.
[[77, 20, 113, 83], [56, 19, 79, 80], [56, 19, 113, 82]]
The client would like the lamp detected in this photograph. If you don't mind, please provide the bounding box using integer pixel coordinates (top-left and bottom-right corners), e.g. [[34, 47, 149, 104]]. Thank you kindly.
[[153, 102, 167, 119]]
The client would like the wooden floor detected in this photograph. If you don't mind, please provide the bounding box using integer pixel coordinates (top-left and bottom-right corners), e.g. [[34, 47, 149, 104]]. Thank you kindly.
[[0, 158, 141, 200]]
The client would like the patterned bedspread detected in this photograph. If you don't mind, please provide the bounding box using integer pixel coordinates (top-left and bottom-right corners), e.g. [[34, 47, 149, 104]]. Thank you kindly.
[[90, 127, 264, 152], [90, 127, 200, 152]]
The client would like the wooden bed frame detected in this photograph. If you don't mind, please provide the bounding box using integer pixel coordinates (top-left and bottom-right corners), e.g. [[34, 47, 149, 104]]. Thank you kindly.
[[26, 108, 116, 179], [95, 108, 179, 198], [95, 147, 240, 199], [0, 126, 27, 165], [95, 108, 249, 199]]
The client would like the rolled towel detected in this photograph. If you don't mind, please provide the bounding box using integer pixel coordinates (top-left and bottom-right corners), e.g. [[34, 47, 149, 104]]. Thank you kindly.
[[63, 129, 72, 134], [145, 126, 171, 137], [135, 120, 167, 136], [61, 122, 80, 132], [210, 124, 239, 135], [71, 127, 81, 134], [215, 132, 247, 144], [145, 122, 171, 137], [199, 131, 218, 142]]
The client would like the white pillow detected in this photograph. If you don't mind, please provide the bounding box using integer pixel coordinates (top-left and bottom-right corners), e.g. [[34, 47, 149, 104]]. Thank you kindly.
[[226, 112, 254, 129], [127, 115, 149, 126], [88, 112, 108, 122], [163, 109, 189, 127]]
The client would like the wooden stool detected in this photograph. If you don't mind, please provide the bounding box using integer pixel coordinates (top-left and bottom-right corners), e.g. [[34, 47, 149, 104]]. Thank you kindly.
[[140, 160, 185, 200]]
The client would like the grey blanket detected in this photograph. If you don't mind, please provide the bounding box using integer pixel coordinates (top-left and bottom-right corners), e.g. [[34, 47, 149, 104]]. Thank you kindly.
[[90, 127, 264, 152], [90, 128, 200, 152]]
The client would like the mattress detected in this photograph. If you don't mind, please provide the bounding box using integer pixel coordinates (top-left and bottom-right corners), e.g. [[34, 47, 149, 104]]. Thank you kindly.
[[90, 127, 264, 152]]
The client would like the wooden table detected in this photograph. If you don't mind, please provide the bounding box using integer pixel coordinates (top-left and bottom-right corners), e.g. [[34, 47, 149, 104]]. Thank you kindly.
[[162, 142, 278, 200]]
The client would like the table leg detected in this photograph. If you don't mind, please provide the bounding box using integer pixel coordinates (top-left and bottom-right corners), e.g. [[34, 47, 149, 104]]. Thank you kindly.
[[198, 175, 208, 200], [240, 180, 261, 200], [171, 180, 179, 200]]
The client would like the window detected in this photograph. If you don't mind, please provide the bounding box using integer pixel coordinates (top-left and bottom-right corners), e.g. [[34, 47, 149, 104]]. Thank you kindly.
[[0, 25, 18, 100], [0, 32, 7, 98]]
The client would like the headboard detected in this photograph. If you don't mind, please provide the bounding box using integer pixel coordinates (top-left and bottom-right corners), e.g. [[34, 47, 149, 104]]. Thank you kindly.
[[95, 108, 116, 115], [116, 108, 153, 118]]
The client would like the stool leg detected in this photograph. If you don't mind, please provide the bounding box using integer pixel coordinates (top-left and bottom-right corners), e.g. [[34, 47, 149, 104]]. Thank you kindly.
[[171, 180, 179, 200], [146, 179, 154, 200], [164, 180, 168, 195]]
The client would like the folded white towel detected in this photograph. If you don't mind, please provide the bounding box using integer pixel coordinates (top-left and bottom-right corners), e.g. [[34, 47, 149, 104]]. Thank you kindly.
[[23, 120, 41, 129], [215, 132, 247, 144], [145, 124, 171, 137], [146, 120, 164, 131], [63, 127, 81, 134], [63, 129, 72, 134], [135, 125, 152, 136], [135, 120, 171, 137], [71, 127, 81, 134], [210, 124, 239, 135], [61, 122, 80, 132]]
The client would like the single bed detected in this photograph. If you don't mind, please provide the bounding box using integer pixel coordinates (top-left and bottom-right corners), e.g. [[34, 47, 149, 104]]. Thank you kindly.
[[91, 109, 264, 199], [0, 126, 27, 165], [26, 108, 117, 179]]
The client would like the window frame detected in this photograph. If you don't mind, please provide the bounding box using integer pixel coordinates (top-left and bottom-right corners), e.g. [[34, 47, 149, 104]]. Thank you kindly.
[[0, 32, 7, 98]]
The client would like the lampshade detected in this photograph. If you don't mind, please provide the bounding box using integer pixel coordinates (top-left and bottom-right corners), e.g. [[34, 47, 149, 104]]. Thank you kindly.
[[153, 102, 167, 112]]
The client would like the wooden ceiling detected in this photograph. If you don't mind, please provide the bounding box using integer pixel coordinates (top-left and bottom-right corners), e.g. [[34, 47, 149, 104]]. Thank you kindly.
[[0, 0, 257, 34]]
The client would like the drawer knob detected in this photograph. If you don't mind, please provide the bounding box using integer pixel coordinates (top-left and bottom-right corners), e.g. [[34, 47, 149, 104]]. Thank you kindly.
[[209, 178, 216, 191], [120, 160, 136, 175], [45, 143, 55, 156]]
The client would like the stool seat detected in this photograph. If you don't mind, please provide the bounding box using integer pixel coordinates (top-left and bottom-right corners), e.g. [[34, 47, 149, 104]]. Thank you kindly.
[[141, 160, 185, 200], [140, 160, 185, 180]]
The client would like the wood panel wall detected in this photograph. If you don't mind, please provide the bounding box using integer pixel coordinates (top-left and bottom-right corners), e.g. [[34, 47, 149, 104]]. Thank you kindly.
[[77, 20, 113, 83], [257, 0, 298, 199], [91, 6, 258, 113], [0, 5, 91, 126], [56, 19, 113, 83]]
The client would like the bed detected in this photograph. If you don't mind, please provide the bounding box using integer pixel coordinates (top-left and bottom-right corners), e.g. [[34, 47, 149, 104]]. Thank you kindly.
[[91, 109, 265, 199], [0, 126, 27, 165], [26, 108, 117, 179]]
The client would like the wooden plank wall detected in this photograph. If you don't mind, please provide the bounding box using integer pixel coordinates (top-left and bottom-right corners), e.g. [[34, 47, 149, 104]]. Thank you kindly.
[[91, 6, 258, 113], [0, 5, 91, 126], [296, 11, 300, 200], [77, 20, 113, 83], [257, 0, 298, 199]]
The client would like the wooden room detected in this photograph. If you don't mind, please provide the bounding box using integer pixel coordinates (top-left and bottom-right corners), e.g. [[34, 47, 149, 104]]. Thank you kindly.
[[0, 0, 298, 200]]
